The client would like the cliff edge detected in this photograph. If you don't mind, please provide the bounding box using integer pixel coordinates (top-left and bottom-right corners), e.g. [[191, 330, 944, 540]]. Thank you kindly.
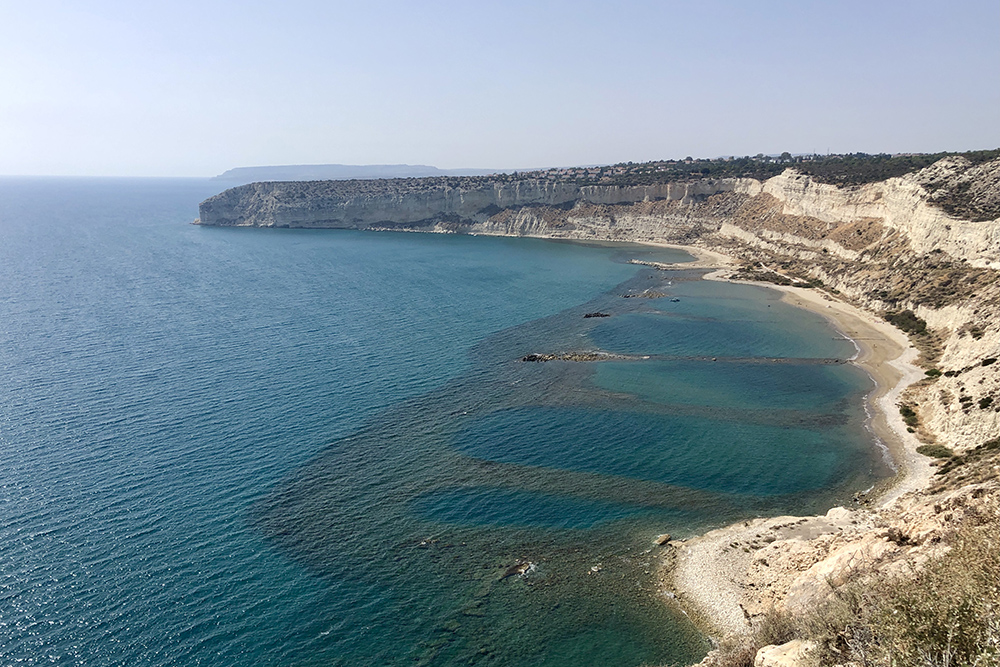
[[196, 176, 746, 230]]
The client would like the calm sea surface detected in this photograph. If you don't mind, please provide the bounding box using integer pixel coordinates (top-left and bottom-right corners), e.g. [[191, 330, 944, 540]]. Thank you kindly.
[[0, 178, 892, 666]]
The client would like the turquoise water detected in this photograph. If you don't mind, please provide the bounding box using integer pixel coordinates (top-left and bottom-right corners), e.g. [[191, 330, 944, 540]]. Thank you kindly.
[[0, 178, 891, 666]]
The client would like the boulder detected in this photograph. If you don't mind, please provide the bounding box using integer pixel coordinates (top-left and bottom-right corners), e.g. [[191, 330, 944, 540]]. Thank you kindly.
[[754, 639, 817, 667]]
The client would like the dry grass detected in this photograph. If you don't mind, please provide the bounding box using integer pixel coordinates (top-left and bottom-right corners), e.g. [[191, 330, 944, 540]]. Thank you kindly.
[[702, 522, 999, 667], [701, 610, 800, 667], [806, 522, 999, 666]]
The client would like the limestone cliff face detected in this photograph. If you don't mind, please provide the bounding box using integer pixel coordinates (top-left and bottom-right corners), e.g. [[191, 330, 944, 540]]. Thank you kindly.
[[756, 167, 1000, 269], [200, 161, 999, 269], [197, 178, 745, 229]]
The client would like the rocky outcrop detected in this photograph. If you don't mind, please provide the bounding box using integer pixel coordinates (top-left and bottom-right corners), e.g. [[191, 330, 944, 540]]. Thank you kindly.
[[916, 155, 1000, 222], [754, 640, 817, 667], [740, 473, 999, 622], [753, 166, 1000, 269], [520, 351, 643, 362]]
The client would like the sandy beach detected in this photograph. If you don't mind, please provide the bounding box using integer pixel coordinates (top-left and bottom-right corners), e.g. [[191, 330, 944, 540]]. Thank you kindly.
[[650, 246, 933, 640]]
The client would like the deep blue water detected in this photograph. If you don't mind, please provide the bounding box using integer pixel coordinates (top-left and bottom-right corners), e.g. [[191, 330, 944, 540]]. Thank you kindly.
[[0, 178, 891, 666]]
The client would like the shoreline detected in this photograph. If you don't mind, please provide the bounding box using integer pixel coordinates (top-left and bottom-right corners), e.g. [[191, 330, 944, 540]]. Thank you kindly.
[[650, 245, 933, 643], [306, 228, 934, 646], [635, 239, 930, 502], [760, 280, 933, 505], [491, 232, 933, 641], [492, 234, 930, 504], [702, 268, 933, 507], [637, 240, 931, 506]]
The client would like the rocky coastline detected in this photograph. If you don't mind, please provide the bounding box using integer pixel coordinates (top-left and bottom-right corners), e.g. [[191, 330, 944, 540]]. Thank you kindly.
[[197, 156, 1000, 666], [519, 351, 647, 363]]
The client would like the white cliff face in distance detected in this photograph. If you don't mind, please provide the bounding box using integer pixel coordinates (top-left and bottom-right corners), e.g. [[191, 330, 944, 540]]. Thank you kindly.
[[197, 160, 999, 269], [196, 178, 748, 230]]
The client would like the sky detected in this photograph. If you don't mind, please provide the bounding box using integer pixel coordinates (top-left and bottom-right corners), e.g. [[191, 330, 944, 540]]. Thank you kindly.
[[1, 0, 998, 177]]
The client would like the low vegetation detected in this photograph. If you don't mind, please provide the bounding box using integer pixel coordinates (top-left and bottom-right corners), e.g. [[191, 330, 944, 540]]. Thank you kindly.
[[899, 404, 920, 431], [797, 149, 1000, 187], [705, 610, 799, 667], [867, 257, 996, 311], [516, 149, 1000, 189], [304, 149, 998, 202], [806, 520, 1000, 667], [916, 444, 953, 458], [885, 310, 928, 335], [933, 438, 1000, 479]]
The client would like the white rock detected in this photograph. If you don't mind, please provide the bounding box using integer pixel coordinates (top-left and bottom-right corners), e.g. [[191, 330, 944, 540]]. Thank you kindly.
[[755, 639, 817, 667]]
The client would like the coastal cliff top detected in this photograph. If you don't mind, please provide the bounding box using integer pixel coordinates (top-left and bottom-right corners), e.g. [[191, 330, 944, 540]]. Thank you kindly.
[[206, 149, 1000, 221], [218, 149, 999, 190]]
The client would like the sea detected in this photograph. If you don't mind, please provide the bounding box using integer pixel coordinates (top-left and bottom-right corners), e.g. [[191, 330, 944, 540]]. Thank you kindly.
[[0, 178, 893, 666]]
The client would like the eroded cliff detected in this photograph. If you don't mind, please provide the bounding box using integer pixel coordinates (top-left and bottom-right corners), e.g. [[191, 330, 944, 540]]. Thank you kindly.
[[196, 177, 745, 229]]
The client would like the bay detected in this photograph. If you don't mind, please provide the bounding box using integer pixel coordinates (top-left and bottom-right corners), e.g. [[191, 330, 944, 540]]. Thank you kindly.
[[0, 178, 890, 666]]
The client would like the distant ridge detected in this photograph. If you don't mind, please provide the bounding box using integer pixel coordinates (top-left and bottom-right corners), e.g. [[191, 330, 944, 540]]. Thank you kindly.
[[213, 164, 507, 184]]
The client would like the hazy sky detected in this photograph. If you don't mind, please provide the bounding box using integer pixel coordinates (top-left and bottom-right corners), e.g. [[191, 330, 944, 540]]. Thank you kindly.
[[2, 0, 998, 176]]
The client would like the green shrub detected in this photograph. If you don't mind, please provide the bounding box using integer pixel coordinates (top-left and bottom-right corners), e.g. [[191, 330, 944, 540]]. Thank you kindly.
[[872, 527, 1000, 666], [917, 444, 953, 458], [925, 368, 942, 377], [886, 309, 928, 335], [934, 437, 1000, 483], [899, 404, 919, 428]]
